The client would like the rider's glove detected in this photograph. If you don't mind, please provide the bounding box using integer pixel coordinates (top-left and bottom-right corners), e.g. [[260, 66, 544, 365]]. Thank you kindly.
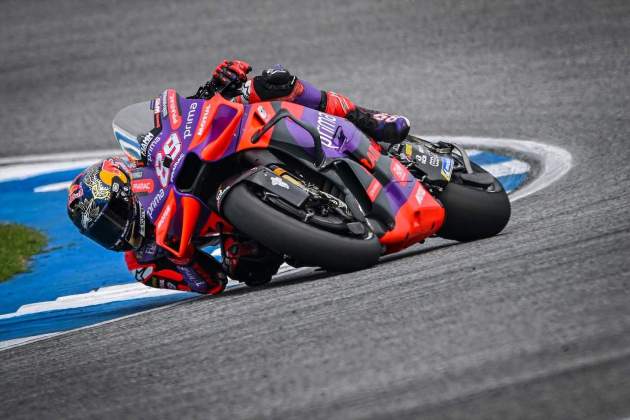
[[125, 250, 227, 295], [249, 65, 298, 101], [211, 59, 252, 98], [170, 250, 228, 295]]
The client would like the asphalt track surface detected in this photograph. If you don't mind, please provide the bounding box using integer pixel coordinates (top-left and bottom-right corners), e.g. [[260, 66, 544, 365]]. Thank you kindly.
[[1, 0, 629, 419]]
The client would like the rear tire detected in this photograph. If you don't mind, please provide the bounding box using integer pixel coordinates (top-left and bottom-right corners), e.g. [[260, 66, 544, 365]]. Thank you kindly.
[[222, 183, 382, 272], [437, 164, 511, 241]]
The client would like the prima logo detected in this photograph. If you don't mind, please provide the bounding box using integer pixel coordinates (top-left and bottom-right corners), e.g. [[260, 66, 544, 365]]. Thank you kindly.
[[147, 188, 165, 218], [183, 102, 198, 139], [316, 112, 339, 149]]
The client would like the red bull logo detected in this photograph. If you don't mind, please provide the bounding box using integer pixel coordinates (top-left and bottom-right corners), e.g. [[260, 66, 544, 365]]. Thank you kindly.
[[99, 159, 129, 186]]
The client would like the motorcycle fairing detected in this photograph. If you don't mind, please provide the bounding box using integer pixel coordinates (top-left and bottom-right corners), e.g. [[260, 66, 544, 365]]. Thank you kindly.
[[135, 89, 444, 258], [241, 101, 446, 253]]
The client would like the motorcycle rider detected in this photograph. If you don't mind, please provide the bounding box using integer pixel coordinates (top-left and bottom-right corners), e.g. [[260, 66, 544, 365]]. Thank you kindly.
[[67, 59, 412, 295]]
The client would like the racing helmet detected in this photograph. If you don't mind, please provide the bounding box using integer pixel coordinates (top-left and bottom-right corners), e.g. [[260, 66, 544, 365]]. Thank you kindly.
[[67, 157, 145, 251]]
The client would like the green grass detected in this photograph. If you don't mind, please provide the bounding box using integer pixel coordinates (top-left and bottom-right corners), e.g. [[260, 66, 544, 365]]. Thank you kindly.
[[0, 223, 47, 283]]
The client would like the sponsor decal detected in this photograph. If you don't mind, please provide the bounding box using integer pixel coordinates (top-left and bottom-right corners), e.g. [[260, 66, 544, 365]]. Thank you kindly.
[[316, 112, 339, 149], [153, 96, 161, 115], [391, 159, 407, 182], [415, 185, 427, 204], [265, 68, 284, 75], [191, 101, 213, 147], [82, 166, 111, 200], [366, 179, 382, 201], [271, 176, 290, 190], [429, 154, 440, 167], [328, 92, 350, 113], [416, 154, 428, 165], [80, 200, 100, 230], [256, 105, 268, 122], [137, 201, 146, 237], [155, 200, 172, 232], [146, 134, 160, 163], [155, 153, 168, 188], [242, 80, 252, 102], [139, 131, 155, 158], [404, 143, 414, 159], [161, 91, 168, 117], [99, 159, 129, 185], [137, 241, 159, 260], [360, 142, 380, 170], [440, 157, 453, 181], [373, 112, 406, 124], [183, 102, 198, 139], [178, 266, 206, 290], [153, 96, 162, 128], [167, 89, 181, 129], [216, 185, 228, 205], [133, 265, 154, 282], [131, 170, 144, 179], [67, 183, 83, 205], [131, 179, 155, 194], [147, 188, 165, 218], [155, 133, 182, 188], [169, 154, 185, 183]]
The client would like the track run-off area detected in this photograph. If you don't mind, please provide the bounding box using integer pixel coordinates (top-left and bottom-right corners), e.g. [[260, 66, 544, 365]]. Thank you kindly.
[[0, 136, 568, 350]]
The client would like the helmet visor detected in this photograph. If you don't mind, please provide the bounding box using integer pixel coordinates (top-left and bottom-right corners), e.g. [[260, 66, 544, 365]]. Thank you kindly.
[[84, 193, 134, 251]]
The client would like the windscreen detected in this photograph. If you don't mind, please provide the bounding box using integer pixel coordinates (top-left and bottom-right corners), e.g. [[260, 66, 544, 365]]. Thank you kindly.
[[112, 101, 152, 161]]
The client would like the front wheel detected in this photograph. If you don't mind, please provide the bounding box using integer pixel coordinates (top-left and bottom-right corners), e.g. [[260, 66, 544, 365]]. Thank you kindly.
[[221, 183, 382, 272], [436, 163, 511, 242]]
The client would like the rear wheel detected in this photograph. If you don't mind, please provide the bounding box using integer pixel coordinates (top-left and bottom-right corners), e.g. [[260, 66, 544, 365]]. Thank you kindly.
[[436, 163, 511, 241], [222, 183, 382, 272]]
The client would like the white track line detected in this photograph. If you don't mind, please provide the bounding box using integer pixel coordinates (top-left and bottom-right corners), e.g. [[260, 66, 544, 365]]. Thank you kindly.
[[0, 149, 121, 166], [425, 136, 573, 201], [0, 267, 311, 352], [33, 181, 73, 193], [0, 332, 61, 350], [0, 283, 188, 320], [0, 159, 109, 182], [0, 254, 295, 322]]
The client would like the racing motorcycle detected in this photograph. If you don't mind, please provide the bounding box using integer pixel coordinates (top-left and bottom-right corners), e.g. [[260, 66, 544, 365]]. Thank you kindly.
[[112, 89, 510, 281]]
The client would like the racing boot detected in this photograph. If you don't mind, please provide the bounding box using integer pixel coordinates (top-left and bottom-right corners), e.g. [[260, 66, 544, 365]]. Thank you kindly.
[[318, 89, 410, 144], [344, 106, 411, 145]]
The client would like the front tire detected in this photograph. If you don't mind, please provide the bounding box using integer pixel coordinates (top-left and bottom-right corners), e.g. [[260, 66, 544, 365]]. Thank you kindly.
[[222, 183, 382, 272], [436, 164, 511, 241]]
